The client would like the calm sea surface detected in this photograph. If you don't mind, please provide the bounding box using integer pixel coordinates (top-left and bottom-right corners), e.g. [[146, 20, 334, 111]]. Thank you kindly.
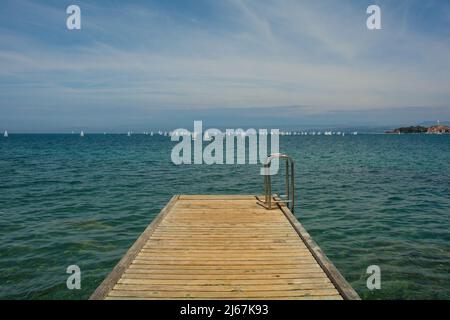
[[0, 134, 449, 299]]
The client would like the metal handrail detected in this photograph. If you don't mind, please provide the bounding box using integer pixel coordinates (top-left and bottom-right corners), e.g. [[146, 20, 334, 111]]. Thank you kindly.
[[257, 153, 295, 213]]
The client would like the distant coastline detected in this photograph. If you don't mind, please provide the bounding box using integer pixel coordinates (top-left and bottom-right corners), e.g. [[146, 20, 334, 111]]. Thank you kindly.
[[386, 124, 450, 134]]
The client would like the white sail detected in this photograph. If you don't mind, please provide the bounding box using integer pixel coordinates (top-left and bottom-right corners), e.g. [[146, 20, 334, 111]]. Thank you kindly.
[[80, 131, 84, 137], [4, 130, 8, 137]]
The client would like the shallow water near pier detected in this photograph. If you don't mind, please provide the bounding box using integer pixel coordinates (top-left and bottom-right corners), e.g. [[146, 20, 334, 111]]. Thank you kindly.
[[0, 134, 449, 299]]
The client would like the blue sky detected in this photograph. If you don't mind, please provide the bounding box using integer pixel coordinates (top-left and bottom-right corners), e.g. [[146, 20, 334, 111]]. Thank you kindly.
[[1, 0, 450, 132]]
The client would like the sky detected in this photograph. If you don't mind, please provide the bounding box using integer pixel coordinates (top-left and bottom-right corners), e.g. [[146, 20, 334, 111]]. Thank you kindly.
[[1, 0, 450, 132]]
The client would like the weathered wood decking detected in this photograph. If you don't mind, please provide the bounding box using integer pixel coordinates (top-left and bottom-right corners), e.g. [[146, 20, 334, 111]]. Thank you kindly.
[[91, 195, 360, 300]]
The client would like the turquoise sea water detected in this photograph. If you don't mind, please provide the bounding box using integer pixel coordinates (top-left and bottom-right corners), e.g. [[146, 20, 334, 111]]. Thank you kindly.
[[0, 134, 449, 299]]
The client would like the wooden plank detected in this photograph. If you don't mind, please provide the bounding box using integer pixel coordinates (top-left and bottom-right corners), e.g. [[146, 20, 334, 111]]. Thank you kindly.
[[91, 194, 358, 300], [138, 250, 312, 256], [124, 268, 328, 275], [112, 283, 337, 292], [144, 239, 305, 244], [158, 224, 293, 228], [131, 260, 320, 266], [178, 195, 259, 200], [122, 272, 329, 278], [118, 277, 333, 285], [126, 266, 325, 272], [139, 248, 310, 253], [141, 246, 309, 251], [107, 289, 340, 299], [105, 295, 342, 300]]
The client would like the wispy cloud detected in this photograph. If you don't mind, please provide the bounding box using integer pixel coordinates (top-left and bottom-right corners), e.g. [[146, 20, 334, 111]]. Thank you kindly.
[[0, 0, 450, 130]]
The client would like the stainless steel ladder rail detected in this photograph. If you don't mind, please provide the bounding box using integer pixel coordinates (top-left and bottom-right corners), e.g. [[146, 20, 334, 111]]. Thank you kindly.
[[257, 154, 295, 213]]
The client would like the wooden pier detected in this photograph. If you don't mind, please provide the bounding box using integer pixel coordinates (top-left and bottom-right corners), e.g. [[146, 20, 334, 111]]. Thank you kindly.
[[91, 195, 360, 300]]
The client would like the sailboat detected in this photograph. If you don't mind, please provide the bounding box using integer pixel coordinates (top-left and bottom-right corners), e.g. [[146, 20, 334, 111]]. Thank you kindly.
[[127, 131, 131, 137], [80, 131, 84, 137], [204, 132, 212, 141], [4, 130, 8, 137]]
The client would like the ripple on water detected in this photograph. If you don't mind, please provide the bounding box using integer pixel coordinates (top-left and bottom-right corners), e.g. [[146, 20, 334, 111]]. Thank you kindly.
[[0, 134, 449, 299]]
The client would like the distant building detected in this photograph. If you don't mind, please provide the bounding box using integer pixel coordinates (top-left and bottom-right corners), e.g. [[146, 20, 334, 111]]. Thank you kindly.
[[427, 125, 450, 134]]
